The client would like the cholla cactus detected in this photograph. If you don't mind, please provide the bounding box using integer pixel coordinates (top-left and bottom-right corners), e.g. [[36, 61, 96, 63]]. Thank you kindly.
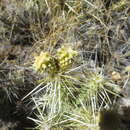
[[85, 71, 105, 100], [28, 46, 80, 130], [33, 52, 59, 74], [57, 46, 78, 70]]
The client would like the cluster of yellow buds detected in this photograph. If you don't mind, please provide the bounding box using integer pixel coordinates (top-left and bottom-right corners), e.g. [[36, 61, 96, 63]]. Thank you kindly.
[[33, 46, 78, 74], [33, 52, 59, 73], [57, 46, 78, 70]]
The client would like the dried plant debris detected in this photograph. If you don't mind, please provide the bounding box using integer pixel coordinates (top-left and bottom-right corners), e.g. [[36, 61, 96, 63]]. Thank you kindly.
[[0, 0, 49, 46]]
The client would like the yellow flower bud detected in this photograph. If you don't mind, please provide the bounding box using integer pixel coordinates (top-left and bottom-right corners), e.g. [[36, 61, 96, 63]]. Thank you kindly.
[[57, 46, 78, 70], [33, 52, 52, 73]]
